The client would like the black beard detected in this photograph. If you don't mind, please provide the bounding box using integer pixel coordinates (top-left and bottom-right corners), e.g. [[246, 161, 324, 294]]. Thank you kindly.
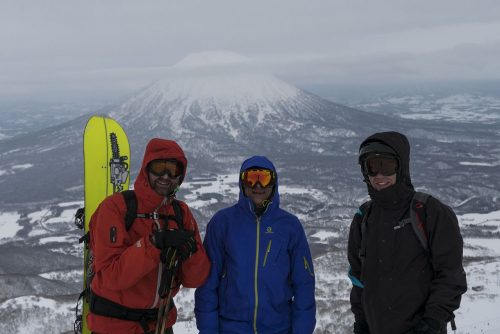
[[151, 179, 177, 196]]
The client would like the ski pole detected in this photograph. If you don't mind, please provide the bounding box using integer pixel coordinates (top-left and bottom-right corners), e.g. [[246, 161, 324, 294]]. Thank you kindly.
[[155, 247, 178, 334]]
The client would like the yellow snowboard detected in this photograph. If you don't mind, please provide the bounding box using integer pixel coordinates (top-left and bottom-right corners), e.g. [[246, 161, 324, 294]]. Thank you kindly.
[[78, 115, 130, 334]]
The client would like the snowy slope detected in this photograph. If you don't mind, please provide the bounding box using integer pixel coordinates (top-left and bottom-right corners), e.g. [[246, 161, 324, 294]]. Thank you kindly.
[[0, 193, 499, 333]]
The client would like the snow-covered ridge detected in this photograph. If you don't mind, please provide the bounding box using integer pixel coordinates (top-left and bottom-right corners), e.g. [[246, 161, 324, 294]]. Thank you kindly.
[[135, 72, 300, 105], [459, 209, 500, 231], [357, 93, 500, 123], [110, 71, 304, 137], [126, 50, 299, 106], [111, 51, 305, 126]]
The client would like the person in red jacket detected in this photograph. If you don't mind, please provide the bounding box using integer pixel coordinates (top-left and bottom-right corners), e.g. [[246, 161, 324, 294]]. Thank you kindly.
[[88, 138, 210, 334]]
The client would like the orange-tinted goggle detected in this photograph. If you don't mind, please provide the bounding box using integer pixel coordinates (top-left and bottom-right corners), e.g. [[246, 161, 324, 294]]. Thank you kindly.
[[148, 159, 182, 178], [241, 169, 275, 188]]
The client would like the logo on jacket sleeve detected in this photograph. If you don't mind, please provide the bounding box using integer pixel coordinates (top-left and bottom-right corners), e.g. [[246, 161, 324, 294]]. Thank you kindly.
[[109, 226, 117, 243], [304, 257, 315, 277]]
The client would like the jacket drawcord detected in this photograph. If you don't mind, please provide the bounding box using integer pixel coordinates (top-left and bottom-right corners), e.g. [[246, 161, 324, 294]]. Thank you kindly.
[[153, 197, 169, 230]]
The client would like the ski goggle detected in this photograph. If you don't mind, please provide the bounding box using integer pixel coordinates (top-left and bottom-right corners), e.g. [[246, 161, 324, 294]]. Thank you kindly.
[[241, 169, 275, 188], [148, 160, 182, 178], [363, 156, 399, 176]]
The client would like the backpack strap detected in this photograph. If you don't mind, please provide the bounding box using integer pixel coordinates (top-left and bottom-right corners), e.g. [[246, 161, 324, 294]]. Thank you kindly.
[[357, 201, 372, 283], [410, 192, 431, 254], [410, 192, 458, 329], [171, 199, 184, 230], [122, 190, 138, 231], [358, 201, 372, 261], [121, 190, 185, 231]]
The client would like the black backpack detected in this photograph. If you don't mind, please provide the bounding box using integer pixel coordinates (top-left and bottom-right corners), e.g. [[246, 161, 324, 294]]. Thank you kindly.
[[74, 190, 184, 334], [355, 191, 457, 331]]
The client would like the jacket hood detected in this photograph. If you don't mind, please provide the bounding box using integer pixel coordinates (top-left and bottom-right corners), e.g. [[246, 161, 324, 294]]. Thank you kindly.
[[134, 138, 188, 206], [238, 155, 280, 214], [359, 131, 414, 205]]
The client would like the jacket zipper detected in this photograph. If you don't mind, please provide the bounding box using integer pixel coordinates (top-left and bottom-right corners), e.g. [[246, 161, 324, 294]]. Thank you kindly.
[[262, 239, 272, 267], [253, 216, 261, 334], [250, 200, 271, 334]]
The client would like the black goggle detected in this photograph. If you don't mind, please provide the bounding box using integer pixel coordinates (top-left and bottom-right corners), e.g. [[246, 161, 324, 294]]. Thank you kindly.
[[363, 156, 399, 176], [148, 160, 182, 179]]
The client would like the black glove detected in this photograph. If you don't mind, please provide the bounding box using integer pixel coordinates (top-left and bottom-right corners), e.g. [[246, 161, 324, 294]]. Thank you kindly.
[[176, 232, 197, 260], [353, 320, 370, 334], [151, 229, 197, 260], [409, 318, 443, 334]]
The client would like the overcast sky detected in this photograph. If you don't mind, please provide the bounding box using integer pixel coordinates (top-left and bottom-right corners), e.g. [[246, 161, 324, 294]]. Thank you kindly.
[[1, 0, 500, 103]]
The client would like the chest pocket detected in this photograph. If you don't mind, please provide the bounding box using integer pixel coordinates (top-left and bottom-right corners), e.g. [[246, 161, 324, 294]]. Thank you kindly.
[[261, 235, 286, 268], [393, 218, 426, 259]]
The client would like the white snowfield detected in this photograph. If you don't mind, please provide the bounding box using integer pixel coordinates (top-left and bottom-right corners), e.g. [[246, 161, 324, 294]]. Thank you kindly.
[[0, 202, 499, 333], [455, 210, 500, 334], [0, 212, 21, 239]]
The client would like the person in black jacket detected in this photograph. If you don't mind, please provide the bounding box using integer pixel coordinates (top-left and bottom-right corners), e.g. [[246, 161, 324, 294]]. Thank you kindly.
[[347, 131, 467, 334]]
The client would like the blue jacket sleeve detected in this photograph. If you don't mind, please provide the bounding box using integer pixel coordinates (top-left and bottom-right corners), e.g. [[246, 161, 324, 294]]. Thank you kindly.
[[195, 214, 225, 333], [290, 219, 316, 334]]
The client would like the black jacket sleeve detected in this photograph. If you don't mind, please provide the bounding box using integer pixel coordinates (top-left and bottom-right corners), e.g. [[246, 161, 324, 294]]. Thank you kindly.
[[423, 197, 468, 323], [347, 213, 367, 323]]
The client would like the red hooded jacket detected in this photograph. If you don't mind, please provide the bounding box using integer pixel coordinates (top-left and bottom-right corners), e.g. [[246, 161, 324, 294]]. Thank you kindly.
[[88, 138, 210, 333]]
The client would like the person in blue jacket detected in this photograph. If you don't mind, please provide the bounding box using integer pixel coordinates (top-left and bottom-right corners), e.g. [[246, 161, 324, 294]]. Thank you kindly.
[[195, 155, 316, 334]]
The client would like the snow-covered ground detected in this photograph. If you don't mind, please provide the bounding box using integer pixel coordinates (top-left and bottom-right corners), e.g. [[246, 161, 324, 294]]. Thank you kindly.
[[0, 212, 21, 240], [454, 210, 500, 334], [0, 193, 499, 333], [456, 260, 500, 334]]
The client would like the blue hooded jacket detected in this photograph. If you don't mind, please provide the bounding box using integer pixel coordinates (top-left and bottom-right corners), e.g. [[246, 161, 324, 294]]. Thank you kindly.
[[195, 156, 316, 334]]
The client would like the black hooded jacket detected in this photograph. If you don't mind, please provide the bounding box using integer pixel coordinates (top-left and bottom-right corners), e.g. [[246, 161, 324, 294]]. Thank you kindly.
[[347, 132, 467, 334]]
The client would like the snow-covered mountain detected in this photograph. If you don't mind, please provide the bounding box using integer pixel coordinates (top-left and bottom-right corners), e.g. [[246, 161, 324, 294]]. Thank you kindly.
[[108, 52, 389, 167], [111, 73, 380, 169], [0, 52, 390, 205], [1, 52, 500, 333], [3, 52, 496, 211]]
